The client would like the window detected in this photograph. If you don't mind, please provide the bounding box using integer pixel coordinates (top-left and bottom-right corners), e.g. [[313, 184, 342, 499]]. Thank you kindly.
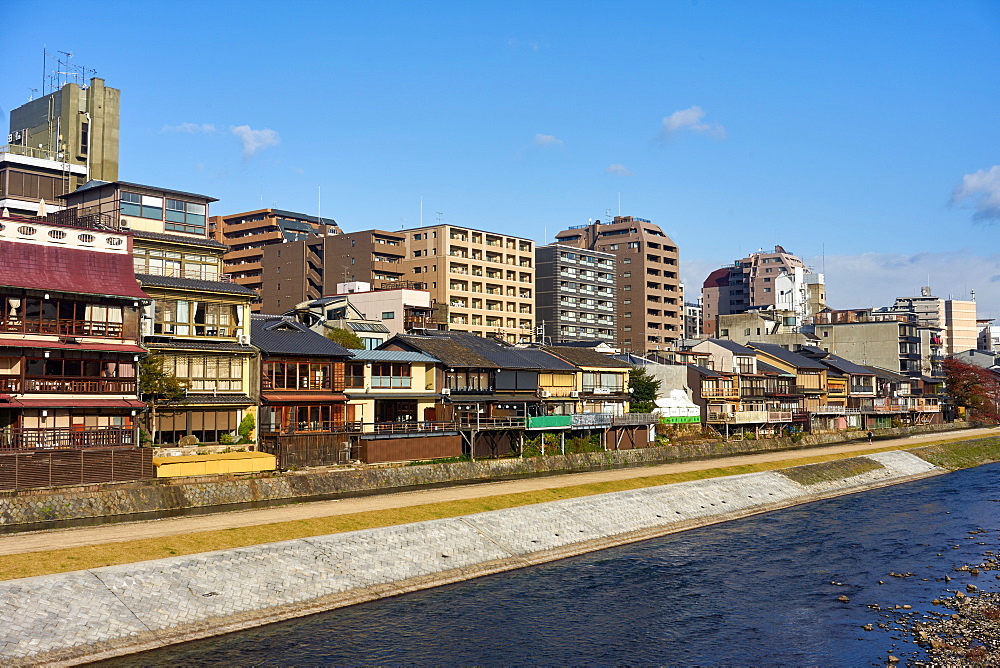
[[164, 199, 207, 234], [164, 355, 243, 392], [153, 299, 241, 337], [135, 248, 220, 279], [381, 311, 395, 319], [582, 372, 625, 393], [763, 288, 771, 293], [346, 363, 365, 387], [121, 192, 163, 220], [0, 296, 125, 337], [262, 360, 333, 390], [623, 285, 631, 291], [372, 363, 411, 388]]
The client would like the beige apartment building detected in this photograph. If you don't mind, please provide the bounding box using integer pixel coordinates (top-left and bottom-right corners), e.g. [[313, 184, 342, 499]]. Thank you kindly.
[[554, 216, 681, 353], [401, 225, 534, 343]]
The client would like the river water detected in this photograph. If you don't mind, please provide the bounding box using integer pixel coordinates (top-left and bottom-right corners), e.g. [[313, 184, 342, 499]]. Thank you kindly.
[[112, 463, 1000, 666]]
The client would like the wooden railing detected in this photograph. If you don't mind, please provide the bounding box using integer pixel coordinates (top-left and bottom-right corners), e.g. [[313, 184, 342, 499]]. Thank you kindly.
[[0, 427, 136, 451], [0, 375, 137, 394], [0, 319, 124, 337]]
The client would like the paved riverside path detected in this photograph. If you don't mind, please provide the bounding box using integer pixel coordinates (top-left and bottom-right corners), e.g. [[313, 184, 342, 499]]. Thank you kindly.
[[0, 427, 994, 558]]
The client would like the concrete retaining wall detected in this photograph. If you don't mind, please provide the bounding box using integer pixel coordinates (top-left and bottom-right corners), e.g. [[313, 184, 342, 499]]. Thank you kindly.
[[0, 450, 942, 666], [0, 421, 971, 526]]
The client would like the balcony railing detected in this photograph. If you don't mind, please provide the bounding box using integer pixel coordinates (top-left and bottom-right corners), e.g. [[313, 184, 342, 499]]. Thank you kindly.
[[0, 426, 136, 452], [571, 412, 615, 427], [809, 405, 861, 415], [0, 376, 138, 394], [455, 416, 526, 429], [793, 384, 826, 394], [701, 387, 740, 399], [613, 413, 658, 425], [0, 318, 125, 338]]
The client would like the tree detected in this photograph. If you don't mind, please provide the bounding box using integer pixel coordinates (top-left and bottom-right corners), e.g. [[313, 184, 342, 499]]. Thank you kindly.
[[138, 355, 187, 445], [942, 358, 1000, 423], [325, 327, 365, 349], [629, 366, 661, 413]]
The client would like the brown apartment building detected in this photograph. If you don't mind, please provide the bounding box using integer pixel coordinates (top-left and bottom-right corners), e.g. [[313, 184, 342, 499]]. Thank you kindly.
[[702, 246, 824, 338], [400, 225, 535, 343], [554, 216, 680, 353], [209, 209, 341, 311], [259, 229, 408, 313]]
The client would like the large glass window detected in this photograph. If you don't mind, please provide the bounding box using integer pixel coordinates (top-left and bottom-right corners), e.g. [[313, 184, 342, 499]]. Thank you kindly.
[[345, 363, 365, 388], [121, 192, 163, 220], [582, 372, 625, 393], [134, 247, 220, 280], [372, 363, 411, 388], [153, 299, 240, 337], [164, 355, 243, 392], [165, 199, 207, 234], [445, 369, 494, 393], [262, 360, 332, 390]]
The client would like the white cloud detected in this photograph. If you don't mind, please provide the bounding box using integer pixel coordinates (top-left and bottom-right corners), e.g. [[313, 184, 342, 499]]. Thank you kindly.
[[605, 163, 634, 176], [161, 123, 216, 134], [659, 106, 726, 141], [231, 125, 280, 158], [951, 165, 1000, 223], [533, 133, 563, 148]]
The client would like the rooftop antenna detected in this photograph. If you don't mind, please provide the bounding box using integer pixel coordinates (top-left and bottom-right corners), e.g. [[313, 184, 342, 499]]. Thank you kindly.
[[436, 211, 444, 223], [43, 48, 96, 95], [617, 192, 621, 216], [419, 196, 423, 227], [317, 185, 321, 223]]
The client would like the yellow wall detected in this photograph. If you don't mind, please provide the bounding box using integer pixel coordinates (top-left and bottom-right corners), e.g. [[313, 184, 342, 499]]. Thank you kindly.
[[152, 451, 275, 477]]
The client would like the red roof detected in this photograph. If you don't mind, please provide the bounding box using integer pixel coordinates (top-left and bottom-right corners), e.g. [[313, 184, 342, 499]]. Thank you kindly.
[[0, 338, 146, 354], [0, 240, 149, 300], [5, 398, 146, 408], [703, 267, 731, 289]]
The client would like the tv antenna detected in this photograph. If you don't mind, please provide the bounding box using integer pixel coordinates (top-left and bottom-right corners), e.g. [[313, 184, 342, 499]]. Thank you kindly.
[[43, 48, 97, 95]]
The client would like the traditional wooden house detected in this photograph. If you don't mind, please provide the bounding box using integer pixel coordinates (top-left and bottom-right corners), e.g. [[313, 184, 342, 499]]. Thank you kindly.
[[251, 315, 352, 434], [343, 349, 441, 426]]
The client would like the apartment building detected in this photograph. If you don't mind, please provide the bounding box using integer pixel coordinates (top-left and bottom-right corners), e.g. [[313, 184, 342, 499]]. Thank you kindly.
[[61, 181, 259, 445], [401, 225, 535, 343], [535, 244, 616, 344], [554, 216, 681, 353], [209, 208, 341, 311], [702, 246, 824, 337], [890, 288, 977, 355], [255, 229, 407, 314]]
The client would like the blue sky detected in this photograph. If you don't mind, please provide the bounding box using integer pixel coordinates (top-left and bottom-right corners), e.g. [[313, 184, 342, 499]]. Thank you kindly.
[[3, 0, 1000, 315]]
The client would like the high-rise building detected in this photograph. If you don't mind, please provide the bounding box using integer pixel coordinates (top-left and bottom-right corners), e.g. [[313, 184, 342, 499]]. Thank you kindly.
[[400, 224, 535, 343], [890, 287, 977, 356], [210, 208, 341, 310], [257, 229, 408, 314], [553, 216, 680, 353], [3, 77, 120, 216], [701, 246, 824, 337], [534, 244, 616, 344]]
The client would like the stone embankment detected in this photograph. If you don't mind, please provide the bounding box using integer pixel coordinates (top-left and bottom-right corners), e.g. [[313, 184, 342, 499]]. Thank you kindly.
[[0, 450, 943, 665], [0, 421, 970, 527]]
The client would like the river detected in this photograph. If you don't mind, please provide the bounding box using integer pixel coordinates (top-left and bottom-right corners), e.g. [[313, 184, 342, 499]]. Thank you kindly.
[[108, 462, 1000, 666]]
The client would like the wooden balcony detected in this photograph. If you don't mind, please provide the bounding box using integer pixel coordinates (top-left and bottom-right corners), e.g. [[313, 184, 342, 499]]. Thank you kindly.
[[0, 319, 124, 338], [0, 375, 137, 394], [701, 387, 740, 400], [0, 427, 136, 452]]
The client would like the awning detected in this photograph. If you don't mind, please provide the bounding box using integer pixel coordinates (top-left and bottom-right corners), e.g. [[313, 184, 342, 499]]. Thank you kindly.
[[262, 392, 348, 403], [0, 338, 147, 354], [344, 393, 441, 401], [10, 398, 146, 408]]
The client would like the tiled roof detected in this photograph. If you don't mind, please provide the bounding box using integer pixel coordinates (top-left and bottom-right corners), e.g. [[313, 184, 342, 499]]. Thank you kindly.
[[136, 273, 258, 296], [689, 364, 724, 377], [756, 361, 795, 376], [345, 349, 438, 363], [159, 393, 254, 406], [747, 342, 828, 370], [0, 240, 149, 300], [513, 347, 579, 371], [251, 315, 353, 357], [392, 335, 499, 368], [61, 180, 218, 202], [433, 333, 552, 369], [820, 353, 876, 377], [131, 229, 229, 250], [541, 345, 632, 369], [864, 366, 912, 382], [706, 338, 757, 355]]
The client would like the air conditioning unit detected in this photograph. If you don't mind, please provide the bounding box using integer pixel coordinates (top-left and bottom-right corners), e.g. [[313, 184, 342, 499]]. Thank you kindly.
[[538, 389, 551, 398], [570, 391, 580, 398], [238, 334, 251, 345], [441, 388, 451, 395]]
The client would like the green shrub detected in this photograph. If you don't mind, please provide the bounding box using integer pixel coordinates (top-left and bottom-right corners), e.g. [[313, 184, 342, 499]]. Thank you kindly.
[[218, 433, 235, 445]]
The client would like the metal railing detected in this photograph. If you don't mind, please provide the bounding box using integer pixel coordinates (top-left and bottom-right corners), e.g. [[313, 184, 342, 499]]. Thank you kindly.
[[455, 416, 526, 429], [0, 427, 136, 451], [809, 405, 861, 415], [613, 413, 658, 425], [571, 412, 615, 427]]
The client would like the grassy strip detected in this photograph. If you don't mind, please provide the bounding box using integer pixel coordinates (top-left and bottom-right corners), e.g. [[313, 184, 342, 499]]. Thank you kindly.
[[910, 436, 1000, 470], [779, 456, 884, 486], [0, 443, 916, 581]]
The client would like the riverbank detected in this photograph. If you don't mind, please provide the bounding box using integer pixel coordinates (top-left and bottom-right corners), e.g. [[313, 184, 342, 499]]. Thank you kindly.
[[0, 421, 974, 529], [2, 436, 999, 666]]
